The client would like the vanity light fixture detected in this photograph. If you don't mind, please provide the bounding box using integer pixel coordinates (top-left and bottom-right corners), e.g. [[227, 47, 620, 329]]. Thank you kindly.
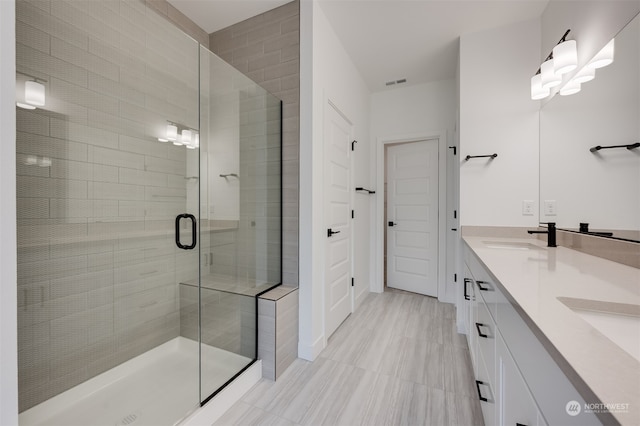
[[559, 79, 581, 96], [572, 65, 596, 84], [186, 133, 199, 150], [530, 73, 550, 100], [181, 129, 192, 145], [166, 123, 178, 141], [588, 39, 615, 69], [553, 39, 578, 75], [16, 74, 46, 110], [540, 59, 561, 90], [531, 29, 576, 100]]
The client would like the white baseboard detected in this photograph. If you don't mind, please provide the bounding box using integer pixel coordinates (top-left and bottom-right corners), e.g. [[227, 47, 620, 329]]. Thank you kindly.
[[297, 334, 325, 361]]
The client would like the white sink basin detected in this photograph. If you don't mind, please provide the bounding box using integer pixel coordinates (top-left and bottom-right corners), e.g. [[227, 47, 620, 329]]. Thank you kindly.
[[558, 297, 640, 362], [482, 241, 542, 250]]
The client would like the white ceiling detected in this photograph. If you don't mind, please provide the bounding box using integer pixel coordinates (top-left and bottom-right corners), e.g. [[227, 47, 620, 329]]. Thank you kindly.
[[169, 0, 549, 91], [168, 0, 292, 34]]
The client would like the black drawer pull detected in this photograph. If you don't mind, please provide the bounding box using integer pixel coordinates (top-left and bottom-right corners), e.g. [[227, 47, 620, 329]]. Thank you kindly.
[[477, 280, 491, 291], [464, 278, 472, 300], [475, 322, 489, 338], [516, 423, 528, 426], [475, 380, 489, 402]]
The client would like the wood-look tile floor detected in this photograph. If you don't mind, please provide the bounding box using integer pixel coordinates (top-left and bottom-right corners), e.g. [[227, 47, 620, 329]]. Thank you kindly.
[[213, 291, 484, 426]]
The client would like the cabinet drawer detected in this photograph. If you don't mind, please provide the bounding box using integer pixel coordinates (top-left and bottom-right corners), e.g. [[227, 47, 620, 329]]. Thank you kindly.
[[498, 333, 539, 426], [467, 250, 499, 319], [476, 295, 496, 388], [476, 348, 497, 426]]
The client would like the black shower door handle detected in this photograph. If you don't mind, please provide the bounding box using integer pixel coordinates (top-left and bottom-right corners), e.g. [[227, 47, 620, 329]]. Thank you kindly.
[[175, 213, 197, 250]]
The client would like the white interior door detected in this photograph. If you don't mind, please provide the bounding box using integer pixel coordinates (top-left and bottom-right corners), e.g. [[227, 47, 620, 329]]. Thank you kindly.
[[324, 103, 352, 338], [386, 140, 438, 296]]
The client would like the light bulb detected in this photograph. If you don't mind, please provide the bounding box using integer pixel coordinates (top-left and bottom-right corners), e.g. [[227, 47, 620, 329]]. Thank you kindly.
[[553, 40, 577, 75], [588, 39, 614, 69]]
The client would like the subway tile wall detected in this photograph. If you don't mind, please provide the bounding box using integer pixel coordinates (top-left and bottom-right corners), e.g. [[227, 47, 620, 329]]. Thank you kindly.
[[210, 0, 300, 286], [15, 0, 202, 411]]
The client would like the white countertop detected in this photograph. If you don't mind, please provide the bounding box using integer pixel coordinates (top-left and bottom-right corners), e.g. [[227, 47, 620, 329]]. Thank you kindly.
[[463, 236, 640, 425]]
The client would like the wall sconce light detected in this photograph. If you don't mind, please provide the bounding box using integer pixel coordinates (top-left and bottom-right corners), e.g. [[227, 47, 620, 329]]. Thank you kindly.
[[159, 121, 199, 149], [16, 74, 46, 110], [166, 123, 178, 141], [588, 38, 614, 69]]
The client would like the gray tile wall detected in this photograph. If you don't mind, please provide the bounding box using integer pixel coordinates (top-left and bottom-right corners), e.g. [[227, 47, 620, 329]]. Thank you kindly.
[[15, 0, 203, 411], [209, 0, 300, 286], [258, 287, 298, 380], [145, 0, 209, 47]]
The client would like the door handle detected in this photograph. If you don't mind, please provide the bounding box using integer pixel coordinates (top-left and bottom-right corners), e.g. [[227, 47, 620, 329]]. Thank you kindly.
[[175, 214, 197, 250], [388, 221, 397, 227], [327, 228, 341, 237]]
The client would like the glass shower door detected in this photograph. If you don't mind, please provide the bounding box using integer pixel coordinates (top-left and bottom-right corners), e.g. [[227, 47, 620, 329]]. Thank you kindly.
[[15, 1, 202, 424], [197, 45, 282, 403]]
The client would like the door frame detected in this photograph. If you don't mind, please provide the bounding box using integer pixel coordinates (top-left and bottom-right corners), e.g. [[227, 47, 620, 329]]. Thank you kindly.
[[374, 132, 447, 299]]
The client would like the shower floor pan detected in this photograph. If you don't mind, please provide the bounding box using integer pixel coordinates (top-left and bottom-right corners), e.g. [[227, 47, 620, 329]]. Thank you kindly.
[[19, 337, 251, 426]]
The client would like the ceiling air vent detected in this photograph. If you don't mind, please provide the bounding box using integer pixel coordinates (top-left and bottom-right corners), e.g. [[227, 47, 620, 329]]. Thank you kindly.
[[385, 78, 407, 87]]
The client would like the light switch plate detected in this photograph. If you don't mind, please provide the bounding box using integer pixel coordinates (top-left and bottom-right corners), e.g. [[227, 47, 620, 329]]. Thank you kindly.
[[544, 200, 557, 216], [522, 200, 534, 216]]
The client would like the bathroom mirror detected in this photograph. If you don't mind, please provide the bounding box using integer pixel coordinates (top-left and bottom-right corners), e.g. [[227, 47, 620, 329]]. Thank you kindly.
[[539, 13, 640, 242]]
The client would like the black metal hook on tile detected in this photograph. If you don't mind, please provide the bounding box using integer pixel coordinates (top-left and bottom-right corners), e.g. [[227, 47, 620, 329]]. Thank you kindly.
[[590, 142, 640, 153], [465, 154, 497, 161], [355, 187, 376, 194]]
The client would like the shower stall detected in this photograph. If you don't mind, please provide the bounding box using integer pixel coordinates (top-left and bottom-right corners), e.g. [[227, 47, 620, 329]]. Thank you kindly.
[[15, 1, 282, 424]]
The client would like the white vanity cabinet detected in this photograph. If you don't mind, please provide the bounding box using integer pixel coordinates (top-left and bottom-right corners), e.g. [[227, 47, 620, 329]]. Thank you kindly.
[[497, 333, 543, 426], [462, 243, 600, 426]]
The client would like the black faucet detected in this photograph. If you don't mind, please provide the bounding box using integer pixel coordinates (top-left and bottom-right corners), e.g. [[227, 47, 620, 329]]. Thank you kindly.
[[579, 222, 613, 237], [528, 222, 557, 247]]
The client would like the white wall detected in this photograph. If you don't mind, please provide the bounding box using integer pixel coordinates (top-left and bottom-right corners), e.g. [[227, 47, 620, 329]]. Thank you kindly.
[[371, 81, 455, 138], [0, 0, 18, 424], [299, 0, 371, 361], [459, 18, 541, 227], [370, 80, 457, 303]]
